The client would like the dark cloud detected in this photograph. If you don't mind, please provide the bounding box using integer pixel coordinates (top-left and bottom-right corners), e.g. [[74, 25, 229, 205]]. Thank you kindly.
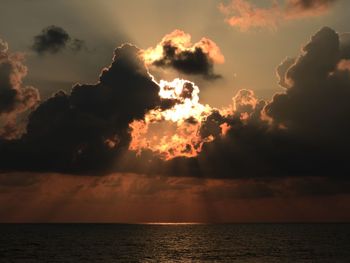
[[196, 27, 350, 179], [70, 39, 87, 52], [31, 25, 86, 55], [276, 57, 296, 88], [119, 27, 350, 181], [153, 44, 221, 79], [0, 44, 174, 174], [196, 177, 350, 200], [287, 0, 338, 10], [1, 26, 350, 193], [264, 27, 349, 138], [0, 38, 40, 139], [340, 33, 350, 59], [143, 30, 224, 80], [0, 173, 43, 188]]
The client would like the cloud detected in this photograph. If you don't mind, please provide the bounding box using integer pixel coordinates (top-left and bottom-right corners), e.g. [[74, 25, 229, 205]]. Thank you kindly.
[[31, 25, 87, 55], [276, 57, 296, 88], [0, 173, 43, 188], [0, 38, 40, 139], [264, 27, 348, 135], [219, 0, 338, 31], [1, 172, 349, 222], [129, 78, 213, 160], [120, 27, 350, 181], [141, 30, 224, 79], [0, 39, 8, 53], [202, 27, 350, 178], [219, 0, 282, 31], [340, 33, 350, 59], [286, 0, 338, 16], [1, 26, 350, 193], [0, 44, 174, 173], [195, 177, 350, 200]]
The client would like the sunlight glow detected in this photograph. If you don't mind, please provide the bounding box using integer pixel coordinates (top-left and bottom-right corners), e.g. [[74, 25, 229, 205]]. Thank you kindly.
[[129, 78, 214, 160]]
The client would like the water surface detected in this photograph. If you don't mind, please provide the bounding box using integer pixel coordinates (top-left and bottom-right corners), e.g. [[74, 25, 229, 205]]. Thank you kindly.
[[1, 223, 349, 262]]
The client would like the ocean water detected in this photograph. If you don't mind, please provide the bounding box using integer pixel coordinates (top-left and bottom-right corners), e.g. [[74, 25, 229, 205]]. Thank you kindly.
[[0, 223, 350, 262]]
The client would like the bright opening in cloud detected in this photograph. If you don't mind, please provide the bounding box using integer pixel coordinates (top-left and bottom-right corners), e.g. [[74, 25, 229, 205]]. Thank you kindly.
[[129, 78, 215, 160]]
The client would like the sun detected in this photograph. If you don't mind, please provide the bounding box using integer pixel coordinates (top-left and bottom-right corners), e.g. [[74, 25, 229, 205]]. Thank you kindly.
[[129, 78, 214, 160]]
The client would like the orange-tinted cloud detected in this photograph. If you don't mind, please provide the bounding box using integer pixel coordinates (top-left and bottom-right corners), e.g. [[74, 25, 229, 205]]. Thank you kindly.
[[1, 27, 350, 184], [125, 27, 350, 182], [129, 78, 214, 160], [128, 78, 265, 160], [219, 0, 282, 31], [141, 30, 224, 79], [337, 59, 350, 71], [219, 0, 338, 31], [0, 39, 40, 139]]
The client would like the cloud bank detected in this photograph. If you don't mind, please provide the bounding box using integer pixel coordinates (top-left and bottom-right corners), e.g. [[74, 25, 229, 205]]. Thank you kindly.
[[122, 27, 350, 180], [1, 43, 174, 173], [1, 27, 350, 185]]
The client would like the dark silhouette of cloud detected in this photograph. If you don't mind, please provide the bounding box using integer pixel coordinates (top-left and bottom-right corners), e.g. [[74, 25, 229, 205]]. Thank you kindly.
[[264, 27, 349, 138], [153, 44, 221, 79], [1, 27, 350, 192], [195, 177, 350, 199], [31, 25, 86, 55], [196, 27, 350, 179], [287, 0, 338, 11], [0, 44, 174, 174], [340, 33, 350, 59], [119, 27, 350, 180], [276, 57, 296, 88], [142, 30, 224, 79]]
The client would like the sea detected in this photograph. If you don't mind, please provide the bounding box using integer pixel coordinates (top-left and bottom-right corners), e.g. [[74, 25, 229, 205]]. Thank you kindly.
[[0, 223, 349, 262]]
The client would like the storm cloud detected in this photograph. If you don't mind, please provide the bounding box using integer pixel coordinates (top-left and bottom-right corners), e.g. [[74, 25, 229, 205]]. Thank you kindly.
[[1, 27, 350, 185], [123, 27, 350, 180], [1, 44, 174, 174], [201, 27, 350, 178]]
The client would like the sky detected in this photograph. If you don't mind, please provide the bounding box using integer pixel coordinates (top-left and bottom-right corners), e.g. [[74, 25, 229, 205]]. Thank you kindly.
[[0, 0, 350, 222]]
